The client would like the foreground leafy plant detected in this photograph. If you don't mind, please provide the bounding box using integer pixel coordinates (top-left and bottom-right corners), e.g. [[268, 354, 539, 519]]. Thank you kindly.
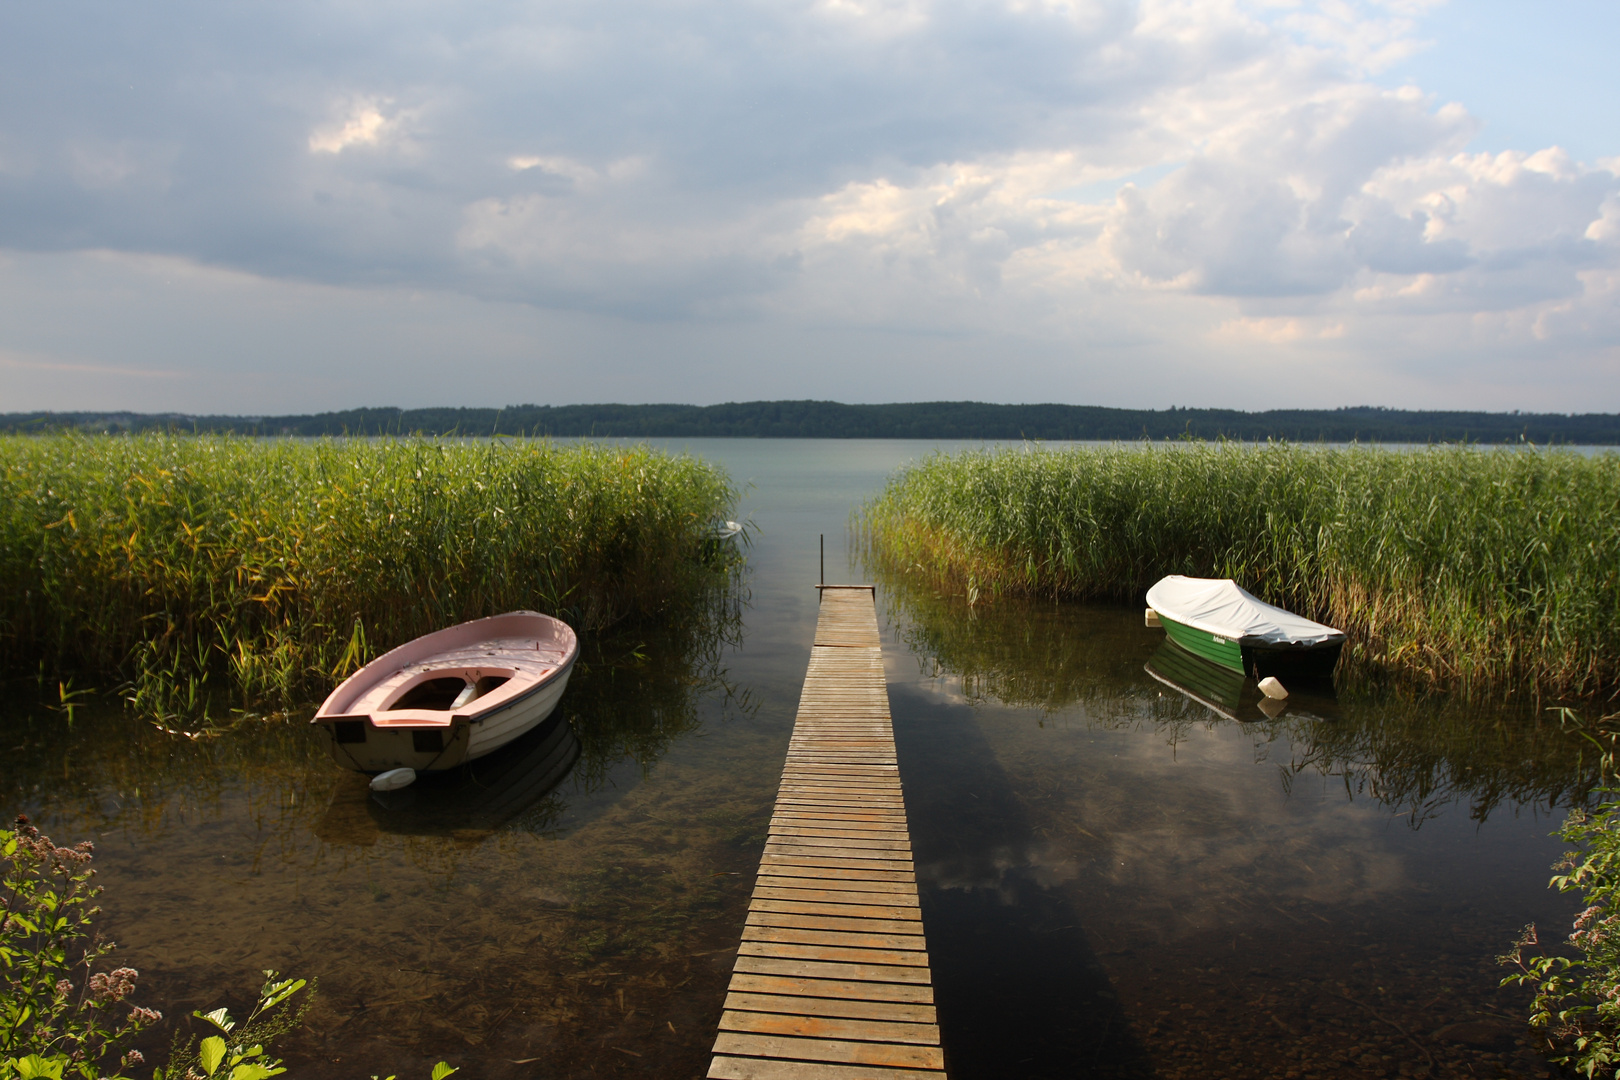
[[1, 816, 161, 1079], [1500, 794, 1620, 1077], [156, 972, 313, 1080], [3, 818, 456, 1080]]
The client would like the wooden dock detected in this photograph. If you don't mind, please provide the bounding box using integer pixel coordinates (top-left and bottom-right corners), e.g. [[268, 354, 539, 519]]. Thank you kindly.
[[709, 586, 946, 1080]]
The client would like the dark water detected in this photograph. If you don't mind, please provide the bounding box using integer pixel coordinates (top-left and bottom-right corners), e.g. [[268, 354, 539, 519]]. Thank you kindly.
[[1, 440, 1594, 1079]]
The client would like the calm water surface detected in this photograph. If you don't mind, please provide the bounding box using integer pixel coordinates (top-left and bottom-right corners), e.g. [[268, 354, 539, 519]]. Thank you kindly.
[[2, 440, 1591, 1079]]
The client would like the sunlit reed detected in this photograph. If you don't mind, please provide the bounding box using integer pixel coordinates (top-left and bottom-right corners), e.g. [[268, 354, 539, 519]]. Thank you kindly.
[[860, 442, 1620, 697], [0, 434, 737, 719]]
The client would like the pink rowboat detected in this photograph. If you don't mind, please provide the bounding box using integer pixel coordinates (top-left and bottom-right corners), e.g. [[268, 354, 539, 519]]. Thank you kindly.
[[313, 611, 579, 774]]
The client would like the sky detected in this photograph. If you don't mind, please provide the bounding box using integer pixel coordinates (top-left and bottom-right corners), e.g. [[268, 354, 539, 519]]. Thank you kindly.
[[1, 0, 1617, 415]]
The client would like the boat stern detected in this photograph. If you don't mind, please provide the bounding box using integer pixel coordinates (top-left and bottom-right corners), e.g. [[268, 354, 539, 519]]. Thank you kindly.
[[315, 715, 472, 773]]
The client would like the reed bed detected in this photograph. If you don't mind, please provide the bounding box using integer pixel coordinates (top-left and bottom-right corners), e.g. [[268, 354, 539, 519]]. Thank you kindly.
[[861, 443, 1620, 697], [0, 434, 737, 718]]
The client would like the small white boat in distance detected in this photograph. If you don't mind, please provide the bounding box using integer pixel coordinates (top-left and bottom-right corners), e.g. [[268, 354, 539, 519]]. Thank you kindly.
[[314, 611, 578, 774]]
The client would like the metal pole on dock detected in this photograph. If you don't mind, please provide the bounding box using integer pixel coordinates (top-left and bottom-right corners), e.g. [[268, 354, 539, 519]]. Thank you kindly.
[[820, 533, 824, 586]]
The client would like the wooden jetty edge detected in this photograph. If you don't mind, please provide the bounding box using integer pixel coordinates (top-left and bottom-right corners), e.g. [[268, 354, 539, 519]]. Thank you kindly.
[[709, 586, 946, 1080]]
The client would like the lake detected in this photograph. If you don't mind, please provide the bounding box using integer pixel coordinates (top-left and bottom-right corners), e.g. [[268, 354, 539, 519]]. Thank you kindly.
[[2, 439, 1587, 1079]]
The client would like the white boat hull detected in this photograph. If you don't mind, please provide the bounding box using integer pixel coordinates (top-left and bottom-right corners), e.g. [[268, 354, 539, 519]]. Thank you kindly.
[[312, 611, 579, 774]]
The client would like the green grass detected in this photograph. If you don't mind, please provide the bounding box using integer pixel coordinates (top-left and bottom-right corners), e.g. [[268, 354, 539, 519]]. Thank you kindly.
[[0, 434, 738, 720], [861, 442, 1620, 697]]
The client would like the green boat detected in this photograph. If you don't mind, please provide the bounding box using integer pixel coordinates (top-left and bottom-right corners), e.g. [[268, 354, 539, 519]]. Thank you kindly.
[[1146, 575, 1345, 682]]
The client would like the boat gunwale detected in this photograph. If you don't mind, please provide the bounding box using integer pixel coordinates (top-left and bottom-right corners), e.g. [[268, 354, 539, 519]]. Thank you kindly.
[[1146, 576, 1344, 648], [313, 611, 579, 731]]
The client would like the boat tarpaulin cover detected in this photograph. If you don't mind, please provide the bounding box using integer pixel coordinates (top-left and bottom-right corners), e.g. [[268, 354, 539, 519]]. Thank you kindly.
[[1145, 575, 1345, 647]]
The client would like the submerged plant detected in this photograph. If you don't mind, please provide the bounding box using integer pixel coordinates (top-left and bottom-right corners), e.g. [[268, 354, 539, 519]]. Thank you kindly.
[[1501, 793, 1620, 1077]]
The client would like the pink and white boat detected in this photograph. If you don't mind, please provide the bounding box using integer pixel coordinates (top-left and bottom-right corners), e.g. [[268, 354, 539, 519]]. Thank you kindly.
[[313, 611, 578, 774]]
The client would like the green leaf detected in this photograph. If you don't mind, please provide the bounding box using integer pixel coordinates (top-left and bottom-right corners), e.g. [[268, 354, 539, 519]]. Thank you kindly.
[[13, 1054, 66, 1080], [226, 1063, 285, 1080], [196, 1006, 236, 1032], [430, 1064, 458, 1080], [259, 977, 306, 1011], [200, 1036, 228, 1077]]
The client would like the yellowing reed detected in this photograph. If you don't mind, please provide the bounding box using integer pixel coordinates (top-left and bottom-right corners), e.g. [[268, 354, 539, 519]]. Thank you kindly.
[[0, 434, 737, 718], [861, 442, 1620, 697]]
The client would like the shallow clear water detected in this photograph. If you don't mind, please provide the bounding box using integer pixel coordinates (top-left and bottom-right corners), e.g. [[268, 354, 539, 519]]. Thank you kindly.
[[2, 439, 1593, 1079]]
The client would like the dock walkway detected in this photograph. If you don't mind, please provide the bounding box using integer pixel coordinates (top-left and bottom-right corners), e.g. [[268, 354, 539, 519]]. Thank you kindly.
[[708, 586, 946, 1079]]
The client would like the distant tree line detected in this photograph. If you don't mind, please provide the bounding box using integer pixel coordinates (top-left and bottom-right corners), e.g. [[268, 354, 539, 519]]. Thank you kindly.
[[4, 401, 1618, 443]]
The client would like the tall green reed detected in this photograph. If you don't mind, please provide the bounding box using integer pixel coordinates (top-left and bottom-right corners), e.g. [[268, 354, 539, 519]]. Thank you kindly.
[[0, 434, 737, 720], [860, 442, 1620, 697]]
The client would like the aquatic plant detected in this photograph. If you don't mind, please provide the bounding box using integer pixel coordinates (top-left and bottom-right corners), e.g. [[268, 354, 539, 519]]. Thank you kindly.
[[861, 442, 1620, 697], [0, 434, 737, 722], [1501, 792, 1620, 1077]]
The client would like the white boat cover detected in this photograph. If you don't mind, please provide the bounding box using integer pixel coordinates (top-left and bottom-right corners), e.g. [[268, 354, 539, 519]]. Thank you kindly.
[[1145, 575, 1344, 647]]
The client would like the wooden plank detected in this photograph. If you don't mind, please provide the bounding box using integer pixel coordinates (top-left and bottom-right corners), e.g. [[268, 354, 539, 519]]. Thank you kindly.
[[726, 973, 933, 1004], [724, 993, 935, 1025], [712, 1033, 944, 1071], [768, 830, 911, 845], [746, 911, 924, 936], [775, 788, 907, 801], [771, 803, 913, 809], [770, 811, 908, 823], [719, 1010, 942, 1046], [769, 821, 909, 834], [748, 898, 922, 921], [761, 835, 912, 852], [752, 886, 919, 907], [712, 589, 943, 1080], [763, 839, 912, 854], [759, 854, 914, 872], [757, 875, 917, 896], [762, 844, 914, 864], [710, 1056, 943, 1080], [755, 865, 914, 883], [739, 941, 930, 968], [743, 925, 927, 951], [733, 954, 932, 985]]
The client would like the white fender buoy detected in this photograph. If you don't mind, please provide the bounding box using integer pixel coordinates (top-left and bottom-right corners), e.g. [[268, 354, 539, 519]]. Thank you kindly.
[[370, 767, 417, 792], [1258, 676, 1288, 700], [1144, 608, 1161, 628]]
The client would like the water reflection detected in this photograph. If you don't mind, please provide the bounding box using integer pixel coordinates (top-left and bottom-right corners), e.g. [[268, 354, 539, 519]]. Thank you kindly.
[[882, 577, 1600, 823], [877, 576, 1584, 1079], [316, 713, 581, 847], [1, 593, 770, 1080]]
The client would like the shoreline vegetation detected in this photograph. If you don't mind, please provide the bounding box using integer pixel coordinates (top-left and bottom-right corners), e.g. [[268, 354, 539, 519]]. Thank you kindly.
[[0, 434, 737, 723], [860, 442, 1620, 699], [5, 401, 1620, 444]]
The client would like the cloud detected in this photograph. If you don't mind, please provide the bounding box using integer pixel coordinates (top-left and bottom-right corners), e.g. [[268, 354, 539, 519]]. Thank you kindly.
[[0, 0, 1616, 410], [308, 98, 398, 155], [0, 348, 180, 380]]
